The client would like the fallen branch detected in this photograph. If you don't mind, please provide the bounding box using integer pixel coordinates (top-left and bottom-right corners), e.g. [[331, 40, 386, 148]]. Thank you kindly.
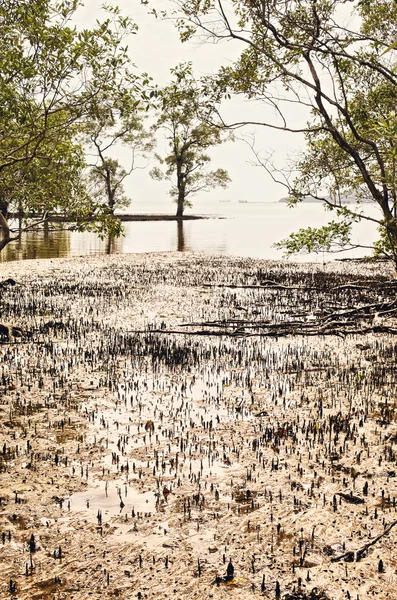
[[130, 322, 397, 338], [202, 280, 397, 292], [332, 520, 397, 562], [202, 282, 291, 290]]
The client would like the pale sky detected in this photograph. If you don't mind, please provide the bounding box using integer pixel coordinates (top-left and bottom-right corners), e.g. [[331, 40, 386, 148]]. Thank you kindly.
[[78, 1, 307, 211]]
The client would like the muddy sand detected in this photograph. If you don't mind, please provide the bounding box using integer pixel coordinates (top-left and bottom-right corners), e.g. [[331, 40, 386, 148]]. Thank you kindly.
[[0, 252, 396, 600]]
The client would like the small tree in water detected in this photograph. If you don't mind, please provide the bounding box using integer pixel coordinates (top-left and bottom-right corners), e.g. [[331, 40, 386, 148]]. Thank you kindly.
[[85, 90, 154, 217], [151, 63, 231, 217]]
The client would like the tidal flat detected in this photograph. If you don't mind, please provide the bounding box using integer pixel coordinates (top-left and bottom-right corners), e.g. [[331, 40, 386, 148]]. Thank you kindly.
[[0, 252, 397, 600]]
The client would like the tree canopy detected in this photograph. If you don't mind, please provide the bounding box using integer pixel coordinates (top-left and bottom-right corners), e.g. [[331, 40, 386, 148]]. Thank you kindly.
[[157, 0, 397, 267], [0, 0, 140, 249], [150, 63, 231, 217], [84, 90, 154, 230]]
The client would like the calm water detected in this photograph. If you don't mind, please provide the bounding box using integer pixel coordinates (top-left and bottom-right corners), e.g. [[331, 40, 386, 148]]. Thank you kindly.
[[0, 200, 380, 263]]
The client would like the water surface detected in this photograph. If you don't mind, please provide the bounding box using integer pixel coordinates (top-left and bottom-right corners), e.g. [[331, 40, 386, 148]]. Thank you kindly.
[[0, 200, 380, 263]]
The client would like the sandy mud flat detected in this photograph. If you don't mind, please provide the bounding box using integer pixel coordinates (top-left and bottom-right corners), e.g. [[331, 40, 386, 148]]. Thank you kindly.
[[0, 252, 396, 600]]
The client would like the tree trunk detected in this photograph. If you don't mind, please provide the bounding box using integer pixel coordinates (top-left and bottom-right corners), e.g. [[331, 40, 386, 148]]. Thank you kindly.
[[176, 190, 185, 218], [105, 166, 115, 215], [176, 159, 186, 218], [0, 212, 14, 253], [0, 195, 8, 218], [386, 218, 397, 274], [17, 202, 24, 233], [108, 191, 115, 215]]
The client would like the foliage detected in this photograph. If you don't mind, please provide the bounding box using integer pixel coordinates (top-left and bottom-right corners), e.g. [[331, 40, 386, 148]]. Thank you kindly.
[[150, 63, 231, 217], [88, 158, 131, 213], [157, 0, 397, 268], [0, 112, 86, 215], [0, 0, 139, 250], [274, 220, 354, 256], [69, 205, 124, 240]]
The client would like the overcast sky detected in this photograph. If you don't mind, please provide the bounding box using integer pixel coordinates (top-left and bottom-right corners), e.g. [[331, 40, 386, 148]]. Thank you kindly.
[[78, 1, 307, 210]]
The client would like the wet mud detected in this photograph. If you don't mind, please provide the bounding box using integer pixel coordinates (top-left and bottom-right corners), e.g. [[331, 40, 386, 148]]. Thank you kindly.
[[0, 253, 396, 599]]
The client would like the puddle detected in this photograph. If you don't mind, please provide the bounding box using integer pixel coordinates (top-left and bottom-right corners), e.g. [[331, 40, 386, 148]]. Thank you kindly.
[[68, 481, 156, 522]]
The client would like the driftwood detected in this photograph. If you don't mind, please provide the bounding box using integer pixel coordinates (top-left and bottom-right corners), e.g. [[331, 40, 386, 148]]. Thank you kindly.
[[0, 324, 24, 339], [0, 278, 18, 288], [332, 520, 397, 562], [337, 492, 365, 504]]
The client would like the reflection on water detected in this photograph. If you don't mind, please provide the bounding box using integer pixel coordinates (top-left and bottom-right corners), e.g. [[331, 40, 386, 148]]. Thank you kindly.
[[177, 219, 185, 252], [105, 235, 123, 255], [0, 202, 379, 263], [1, 227, 72, 262]]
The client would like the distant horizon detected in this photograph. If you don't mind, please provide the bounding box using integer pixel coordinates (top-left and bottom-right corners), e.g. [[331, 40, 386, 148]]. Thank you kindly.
[[77, 1, 306, 208]]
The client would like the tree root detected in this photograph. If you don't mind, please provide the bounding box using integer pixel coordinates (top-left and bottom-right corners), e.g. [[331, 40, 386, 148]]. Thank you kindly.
[[156, 295, 397, 338]]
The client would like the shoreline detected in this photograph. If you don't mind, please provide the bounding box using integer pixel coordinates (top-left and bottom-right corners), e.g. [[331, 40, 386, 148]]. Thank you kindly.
[[8, 214, 222, 223], [0, 252, 396, 600]]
